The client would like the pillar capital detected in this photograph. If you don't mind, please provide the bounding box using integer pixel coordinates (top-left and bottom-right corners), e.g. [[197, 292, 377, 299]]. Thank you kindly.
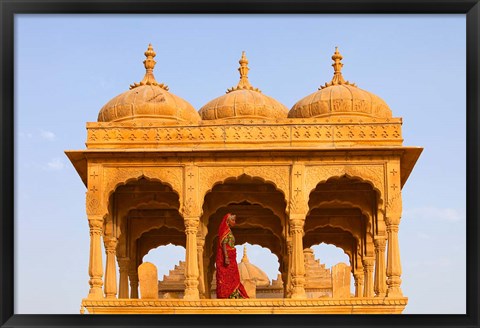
[[385, 215, 401, 226], [184, 217, 200, 235], [386, 223, 400, 233], [117, 257, 130, 272], [354, 272, 364, 282], [374, 236, 387, 248], [196, 236, 205, 247], [88, 215, 103, 230], [104, 236, 118, 252], [289, 218, 305, 233], [363, 257, 375, 269]]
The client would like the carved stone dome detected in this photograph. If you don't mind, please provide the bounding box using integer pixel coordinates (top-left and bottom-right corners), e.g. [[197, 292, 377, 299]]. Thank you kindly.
[[289, 48, 392, 120], [237, 246, 270, 287], [97, 44, 201, 124], [199, 52, 288, 121]]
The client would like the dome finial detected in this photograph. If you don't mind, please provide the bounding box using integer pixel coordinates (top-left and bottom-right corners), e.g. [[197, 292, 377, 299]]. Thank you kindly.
[[241, 244, 249, 263], [130, 44, 169, 90], [227, 51, 261, 93], [320, 47, 356, 90]]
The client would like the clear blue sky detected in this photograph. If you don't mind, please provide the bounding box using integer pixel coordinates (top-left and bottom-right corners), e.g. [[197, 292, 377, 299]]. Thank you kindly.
[[14, 14, 466, 314]]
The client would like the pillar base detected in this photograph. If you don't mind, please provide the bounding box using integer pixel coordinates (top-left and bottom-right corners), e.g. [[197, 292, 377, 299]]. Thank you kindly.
[[184, 289, 200, 300], [290, 287, 306, 299], [87, 288, 104, 299], [386, 287, 403, 298]]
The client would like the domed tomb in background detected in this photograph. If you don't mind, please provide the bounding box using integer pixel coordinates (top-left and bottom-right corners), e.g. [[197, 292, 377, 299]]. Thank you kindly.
[[97, 44, 200, 124], [288, 47, 392, 120], [199, 52, 288, 121], [237, 245, 270, 287]]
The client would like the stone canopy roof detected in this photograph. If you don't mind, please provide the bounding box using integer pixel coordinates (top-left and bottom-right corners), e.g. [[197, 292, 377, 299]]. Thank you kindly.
[[97, 44, 201, 124], [96, 45, 392, 125]]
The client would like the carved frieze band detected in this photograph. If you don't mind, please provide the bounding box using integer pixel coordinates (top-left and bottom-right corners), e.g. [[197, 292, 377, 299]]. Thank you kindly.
[[86, 122, 402, 148]]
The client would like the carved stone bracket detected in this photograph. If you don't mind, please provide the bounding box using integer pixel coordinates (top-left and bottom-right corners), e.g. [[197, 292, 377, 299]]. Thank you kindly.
[[86, 191, 102, 216], [386, 192, 402, 222], [183, 197, 199, 218], [289, 191, 308, 215]]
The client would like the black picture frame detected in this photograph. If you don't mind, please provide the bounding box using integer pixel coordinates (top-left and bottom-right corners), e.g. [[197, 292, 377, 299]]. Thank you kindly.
[[1, 1, 478, 327]]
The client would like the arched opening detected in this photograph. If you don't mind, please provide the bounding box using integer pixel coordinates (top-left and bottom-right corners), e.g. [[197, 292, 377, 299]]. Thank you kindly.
[[200, 175, 287, 298], [143, 244, 186, 299], [305, 175, 378, 299], [209, 243, 282, 299], [311, 243, 354, 298], [105, 177, 183, 299]]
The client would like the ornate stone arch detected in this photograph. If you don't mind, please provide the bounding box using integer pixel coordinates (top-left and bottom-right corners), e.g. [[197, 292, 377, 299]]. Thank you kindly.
[[103, 166, 183, 211], [130, 216, 185, 242], [304, 229, 357, 266], [198, 167, 290, 208], [130, 225, 186, 269], [305, 165, 385, 205], [307, 200, 374, 234], [137, 232, 186, 263], [203, 197, 285, 228], [304, 220, 362, 248]]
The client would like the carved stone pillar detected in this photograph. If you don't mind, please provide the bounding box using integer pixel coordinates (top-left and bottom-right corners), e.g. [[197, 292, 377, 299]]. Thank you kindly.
[[354, 272, 364, 298], [117, 257, 130, 298], [362, 257, 375, 298], [386, 221, 403, 297], [184, 217, 200, 299], [196, 234, 206, 299], [374, 236, 387, 297], [289, 217, 306, 299], [129, 271, 139, 299], [104, 236, 118, 299], [284, 239, 293, 298], [87, 215, 104, 299]]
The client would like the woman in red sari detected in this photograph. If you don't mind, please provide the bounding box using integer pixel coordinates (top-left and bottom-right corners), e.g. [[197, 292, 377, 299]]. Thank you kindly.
[[215, 213, 249, 299]]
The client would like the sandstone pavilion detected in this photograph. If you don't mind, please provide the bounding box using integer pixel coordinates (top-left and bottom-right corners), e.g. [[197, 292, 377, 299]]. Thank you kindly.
[[66, 44, 422, 314]]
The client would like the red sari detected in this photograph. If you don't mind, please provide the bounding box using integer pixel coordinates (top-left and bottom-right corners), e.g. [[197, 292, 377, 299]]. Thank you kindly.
[[215, 213, 249, 299]]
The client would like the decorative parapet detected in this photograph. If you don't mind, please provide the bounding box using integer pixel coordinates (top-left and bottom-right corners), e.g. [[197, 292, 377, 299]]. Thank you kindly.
[[86, 119, 403, 149], [81, 297, 408, 314]]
